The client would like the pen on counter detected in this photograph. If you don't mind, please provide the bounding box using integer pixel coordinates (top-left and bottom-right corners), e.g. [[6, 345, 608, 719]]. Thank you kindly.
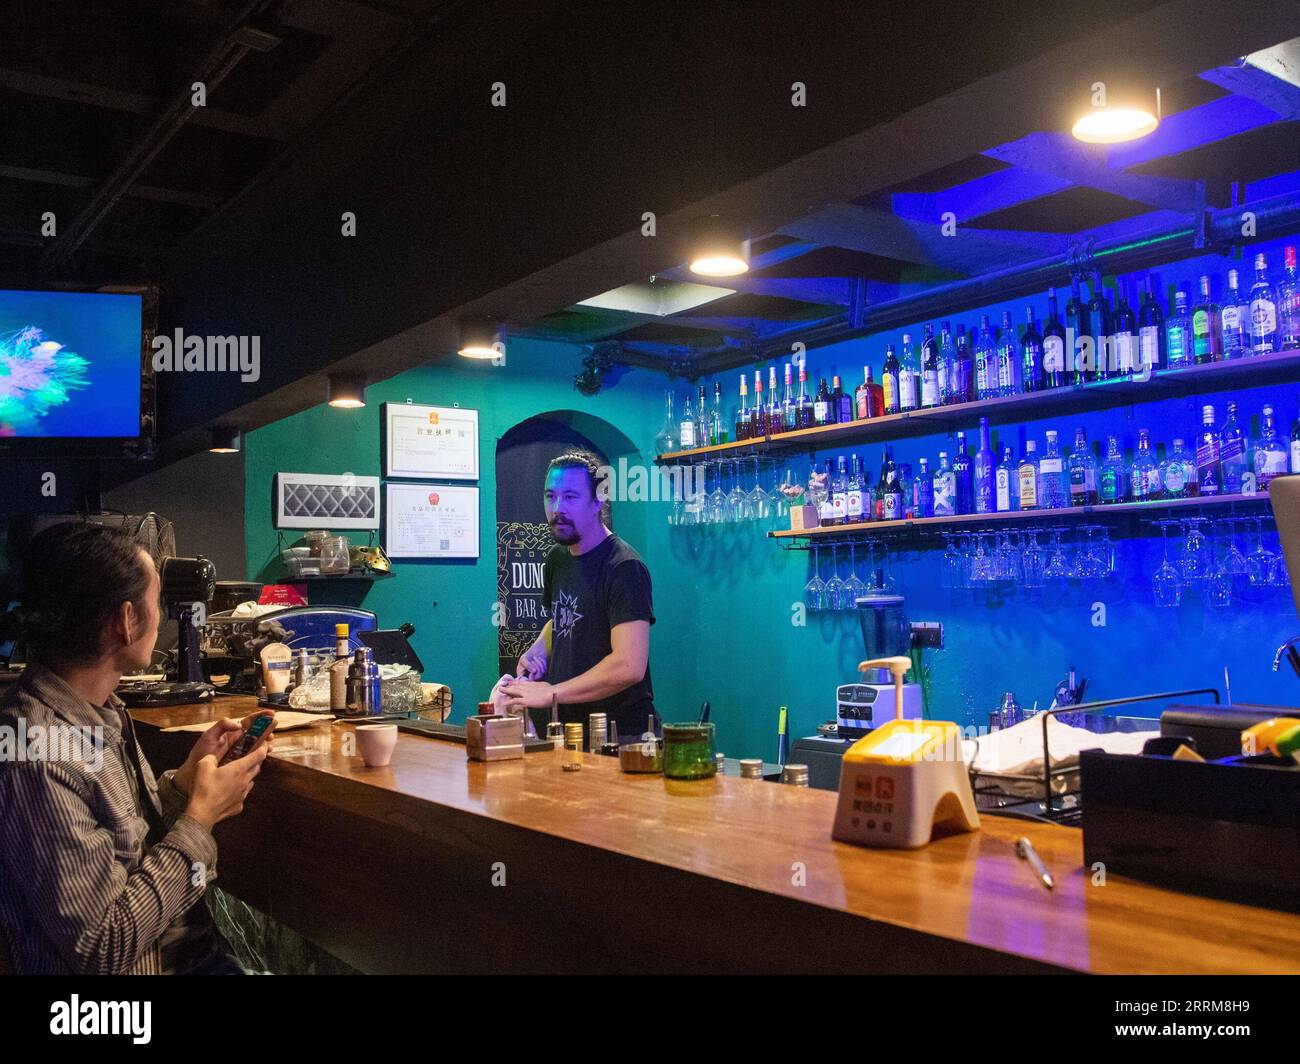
[[1014, 837, 1054, 890]]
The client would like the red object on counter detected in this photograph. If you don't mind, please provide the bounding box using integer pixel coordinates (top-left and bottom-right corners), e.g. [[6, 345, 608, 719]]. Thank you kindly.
[[259, 583, 308, 607]]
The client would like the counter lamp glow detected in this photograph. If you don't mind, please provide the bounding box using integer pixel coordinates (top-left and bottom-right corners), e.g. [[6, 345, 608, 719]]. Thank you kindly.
[[832, 656, 980, 849]]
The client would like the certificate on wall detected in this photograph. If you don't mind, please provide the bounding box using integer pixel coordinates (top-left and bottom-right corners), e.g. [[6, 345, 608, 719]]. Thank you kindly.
[[385, 483, 479, 559], [385, 403, 479, 480]]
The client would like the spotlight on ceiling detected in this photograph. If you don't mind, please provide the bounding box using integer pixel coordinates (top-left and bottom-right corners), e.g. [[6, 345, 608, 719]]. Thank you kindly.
[[327, 372, 367, 408], [457, 317, 504, 360], [689, 216, 750, 277], [1071, 83, 1160, 144], [209, 426, 241, 453]]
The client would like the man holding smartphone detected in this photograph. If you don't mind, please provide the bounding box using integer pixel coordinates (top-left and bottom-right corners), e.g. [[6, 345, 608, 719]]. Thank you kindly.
[[0, 523, 271, 975]]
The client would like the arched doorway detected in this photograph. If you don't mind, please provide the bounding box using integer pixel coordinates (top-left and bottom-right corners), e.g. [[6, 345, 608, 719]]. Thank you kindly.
[[494, 410, 641, 677]]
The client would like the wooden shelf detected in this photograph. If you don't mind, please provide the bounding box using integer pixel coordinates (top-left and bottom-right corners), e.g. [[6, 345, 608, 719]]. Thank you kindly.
[[658, 347, 1300, 463], [767, 491, 1276, 539]]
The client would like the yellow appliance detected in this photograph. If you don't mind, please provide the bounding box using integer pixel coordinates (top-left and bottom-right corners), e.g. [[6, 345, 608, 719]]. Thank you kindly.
[[832, 656, 980, 849]]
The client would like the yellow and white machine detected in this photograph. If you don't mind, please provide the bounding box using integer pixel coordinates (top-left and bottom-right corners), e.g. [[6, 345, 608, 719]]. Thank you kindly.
[[832, 656, 980, 849]]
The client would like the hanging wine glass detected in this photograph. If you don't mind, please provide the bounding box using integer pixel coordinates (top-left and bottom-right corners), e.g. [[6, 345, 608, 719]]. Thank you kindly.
[[941, 534, 962, 590], [1022, 528, 1046, 589], [841, 540, 869, 609], [803, 543, 827, 611], [1247, 517, 1277, 586], [748, 455, 773, 522], [825, 542, 845, 610], [1180, 518, 1211, 582], [705, 460, 726, 524], [1206, 533, 1233, 608], [1043, 528, 1070, 581], [1152, 521, 1183, 607], [725, 458, 746, 522]]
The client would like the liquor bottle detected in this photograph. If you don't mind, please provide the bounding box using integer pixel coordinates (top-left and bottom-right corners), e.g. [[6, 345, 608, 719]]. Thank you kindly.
[[915, 456, 934, 518], [881, 345, 900, 415], [1137, 276, 1165, 375], [1088, 272, 1112, 380], [1220, 268, 1248, 360], [995, 445, 1017, 513], [1018, 440, 1039, 510], [899, 463, 914, 519], [880, 447, 903, 521], [1248, 252, 1279, 354], [813, 377, 831, 426], [1098, 435, 1126, 504], [1068, 427, 1097, 507], [936, 322, 954, 405], [898, 333, 920, 411], [679, 389, 697, 448], [855, 366, 883, 420], [1191, 275, 1222, 363], [734, 375, 749, 441], [1020, 306, 1044, 392], [952, 324, 974, 404], [1196, 404, 1222, 496], [1130, 429, 1159, 500], [1165, 288, 1192, 368], [832, 455, 849, 524], [795, 362, 813, 428], [952, 431, 974, 514], [1292, 403, 1300, 473], [920, 324, 941, 409], [1252, 404, 1289, 489], [1036, 430, 1068, 509], [974, 314, 996, 400], [1043, 287, 1068, 389], [695, 386, 709, 447], [654, 389, 677, 454], [996, 310, 1020, 396], [1280, 245, 1300, 350], [750, 371, 765, 438], [329, 624, 351, 713], [1218, 401, 1247, 495], [846, 453, 865, 524], [778, 365, 793, 434], [1111, 280, 1137, 376], [709, 381, 726, 446], [818, 459, 835, 526], [1065, 276, 1090, 384], [932, 451, 956, 517], [832, 374, 853, 423], [974, 417, 995, 514], [764, 364, 774, 431], [1162, 438, 1197, 499]]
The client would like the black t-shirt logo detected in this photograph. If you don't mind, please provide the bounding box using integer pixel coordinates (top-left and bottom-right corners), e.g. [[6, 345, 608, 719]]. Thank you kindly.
[[553, 589, 583, 640]]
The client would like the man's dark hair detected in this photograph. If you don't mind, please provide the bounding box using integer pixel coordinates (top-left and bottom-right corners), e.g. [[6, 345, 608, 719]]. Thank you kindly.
[[546, 450, 611, 525], [11, 523, 154, 666]]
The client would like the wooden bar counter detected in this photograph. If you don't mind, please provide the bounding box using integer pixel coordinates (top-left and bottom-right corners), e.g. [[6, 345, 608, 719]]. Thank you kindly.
[[132, 696, 1300, 975]]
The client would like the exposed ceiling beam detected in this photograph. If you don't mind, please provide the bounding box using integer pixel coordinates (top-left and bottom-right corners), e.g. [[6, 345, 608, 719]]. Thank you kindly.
[[0, 163, 220, 211], [1199, 59, 1300, 118]]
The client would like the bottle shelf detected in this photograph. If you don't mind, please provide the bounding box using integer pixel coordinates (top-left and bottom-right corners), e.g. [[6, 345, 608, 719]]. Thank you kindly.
[[767, 490, 1278, 540], [656, 347, 1300, 463]]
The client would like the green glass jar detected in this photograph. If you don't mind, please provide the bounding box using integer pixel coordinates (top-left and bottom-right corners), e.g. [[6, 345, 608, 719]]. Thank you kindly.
[[662, 722, 717, 780]]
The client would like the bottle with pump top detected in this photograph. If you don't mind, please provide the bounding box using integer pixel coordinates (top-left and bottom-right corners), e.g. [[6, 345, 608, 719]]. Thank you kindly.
[[1042, 287, 1068, 389], [1020, 306, 1044, 392]]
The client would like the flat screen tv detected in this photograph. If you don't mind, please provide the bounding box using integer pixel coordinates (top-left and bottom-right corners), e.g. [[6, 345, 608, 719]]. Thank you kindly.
[[0, 285, 154, 457]]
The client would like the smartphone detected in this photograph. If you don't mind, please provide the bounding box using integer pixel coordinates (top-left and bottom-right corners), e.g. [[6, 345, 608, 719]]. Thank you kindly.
[[220, 712, 275, 765]]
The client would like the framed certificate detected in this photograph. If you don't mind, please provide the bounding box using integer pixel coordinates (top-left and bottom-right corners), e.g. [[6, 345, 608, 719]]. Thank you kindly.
[[385, 483, 479, 559], [384, 403, 479, 480]]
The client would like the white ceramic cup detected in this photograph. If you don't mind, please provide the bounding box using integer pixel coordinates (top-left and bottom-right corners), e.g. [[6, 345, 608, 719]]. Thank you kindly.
[[356, 724, 398, 767]]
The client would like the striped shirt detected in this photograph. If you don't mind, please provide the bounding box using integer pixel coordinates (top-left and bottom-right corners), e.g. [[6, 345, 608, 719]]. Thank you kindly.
[[0, 665, 219, 974]]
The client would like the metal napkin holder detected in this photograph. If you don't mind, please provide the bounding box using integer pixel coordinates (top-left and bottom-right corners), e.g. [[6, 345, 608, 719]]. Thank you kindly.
[[466, 713, 525, 761]]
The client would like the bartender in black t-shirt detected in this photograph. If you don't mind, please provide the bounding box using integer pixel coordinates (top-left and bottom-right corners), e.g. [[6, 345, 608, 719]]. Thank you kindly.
[[503, 451, 655, 740]]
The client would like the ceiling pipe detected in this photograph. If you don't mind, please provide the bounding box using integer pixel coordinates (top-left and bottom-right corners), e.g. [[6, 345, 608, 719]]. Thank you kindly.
[[688, 190, 1300, 375]]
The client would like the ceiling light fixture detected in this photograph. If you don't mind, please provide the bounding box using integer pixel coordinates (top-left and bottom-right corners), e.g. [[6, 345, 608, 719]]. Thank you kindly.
[[328, 372, 367, 408], [209, 426, 241, 453], [1071, 84, 1160, 144], [689, 215, 750, 277], [457, 317, 504, 359]]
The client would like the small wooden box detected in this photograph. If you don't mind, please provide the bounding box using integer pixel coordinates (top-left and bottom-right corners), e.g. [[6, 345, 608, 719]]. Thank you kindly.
[[789, 504, 821, 531]]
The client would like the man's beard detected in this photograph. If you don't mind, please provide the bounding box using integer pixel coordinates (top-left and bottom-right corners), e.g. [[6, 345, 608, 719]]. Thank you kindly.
[[549, 518, 579, 545]]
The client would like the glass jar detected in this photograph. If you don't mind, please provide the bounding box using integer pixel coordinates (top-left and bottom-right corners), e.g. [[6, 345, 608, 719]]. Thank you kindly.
[[663, 722, 716, 780], [319, 535, 351, 575]]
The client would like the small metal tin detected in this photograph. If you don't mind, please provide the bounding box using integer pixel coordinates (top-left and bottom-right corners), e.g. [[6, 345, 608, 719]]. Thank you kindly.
[[781, 763, 810, 787], [739, 758, 764, 779], [466, 714, 525, 761]]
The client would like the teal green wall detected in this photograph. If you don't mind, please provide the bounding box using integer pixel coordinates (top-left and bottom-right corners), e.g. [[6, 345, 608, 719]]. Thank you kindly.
[[246, 299, 1300, 765]]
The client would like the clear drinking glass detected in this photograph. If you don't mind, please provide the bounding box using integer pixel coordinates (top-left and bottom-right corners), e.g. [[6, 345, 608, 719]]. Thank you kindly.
[[825, 543, 845, 610], [1247, 518, 1276, 586], [1180, 519, 1211, 582], [725, 458, 746, 522], [841, 541, 869, 609], [1152, 521, 1183, 607], [1043, 528, 1070, 581], [1022, 529, 1046, 589], [1206, 535, 1233, 608], [803, 544, 827, 611]]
